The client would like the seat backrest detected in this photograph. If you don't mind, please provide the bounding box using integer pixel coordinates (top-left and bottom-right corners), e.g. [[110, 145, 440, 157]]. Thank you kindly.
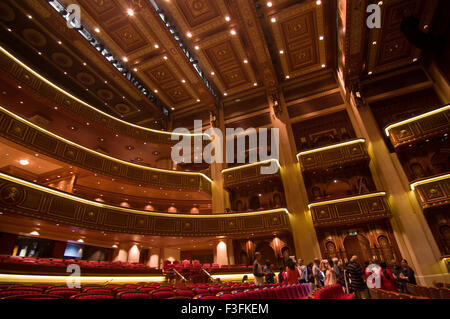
[[47, 289, 80, 298], [175, 289, 194, 298], [2, 294, 63, 299], [71, 293, 115, 299], [82, 288, 113, 295], [218, 293, 236, 299], [151, 290, 175, 299], [117, 292, 150, 299]]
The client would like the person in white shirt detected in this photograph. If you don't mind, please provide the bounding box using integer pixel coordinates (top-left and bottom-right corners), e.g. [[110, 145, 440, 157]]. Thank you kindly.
[[297, 258, 307, 283]]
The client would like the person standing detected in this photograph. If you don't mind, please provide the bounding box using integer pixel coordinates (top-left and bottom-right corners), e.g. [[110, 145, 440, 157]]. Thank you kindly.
[[332, 258, 344, 286], [323, 259, 337, 287], [253, 252, 265, 285], [297, 258, 307, 283], [285, 258, 300, 285], [346, 255, 368, 299], [399, 259, 416, 293], [380, 262, 397, 292], [263, 260, 275, 284], [312, 258, 324, 288]]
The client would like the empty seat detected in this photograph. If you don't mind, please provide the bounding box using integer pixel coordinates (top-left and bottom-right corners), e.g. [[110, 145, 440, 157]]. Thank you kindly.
[[117, 291, 150, 299], [71, 293, 115, 299], [150, 290, 175, 299], [2, 294, 63, 299], [175, 289, 194, 298]]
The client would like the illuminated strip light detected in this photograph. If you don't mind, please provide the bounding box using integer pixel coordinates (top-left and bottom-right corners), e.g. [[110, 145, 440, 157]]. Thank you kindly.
[[148, 0, 219, 101], [47, 0, 169, 115], [410, 174, 450, 191], [210, 272, 281, 281], [221, 159, 281, 173], [0, 274, 165, 284], [307, 192, 387, 209], [0, 46, 209, 139], [0, 172, 289, 218], [296, 139, 366, 160], [0, 104, 211, 183], [385, 104, 450, 137]]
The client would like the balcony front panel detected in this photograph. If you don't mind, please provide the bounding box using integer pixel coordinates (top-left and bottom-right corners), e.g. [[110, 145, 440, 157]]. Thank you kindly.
[[0, 46, 205, 145], [309, 193, 391, 227], [222, 160, 280, 188], [412, 175, 450, 209], [386, 106, 450, 148], [0, 174, 290, 237], [297, 139, 369, 172], [0, 107, 211, 193]]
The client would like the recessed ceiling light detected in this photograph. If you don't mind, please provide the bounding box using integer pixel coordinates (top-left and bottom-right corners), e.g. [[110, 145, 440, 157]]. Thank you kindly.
[[186, 32, 192, 38], [319, 36, 324, 40], [127, 8, 134, 16], [368, 71, 373, 75], [171, 107, 175, 110], [154, 44, 159, 49], [112, 245, 118, 248], [322, 64, 326, 68], [271, 17, 276, 23], [7, 28, 12, 32], [279, 50, 284, 54], [413, 58, 418, 62], [181, 79, 186, 83], [225, 16, 230, 22], [230, 29, 236, 35], [194, 45, 199, 50], [83, 62, 87, 66], [372, 41, 377, 45], [285, 75, 290, 79], [378, 1, 383, 6], [30, 231, 39, 236], [267, 1, 273, 7], [196, 99, 200, 102], [163, 55, 168, 60], [154, 89, 158, 93], [316, 0, 322, 5], [211, 71, 215, 75], [243, 59, 248, 63], [224, 92, 227, 96], [133, 67, 137, 71], [17, 85, 22, 89], [38, 52, 42, 55], [19, 159, 29, 166], [27, 15, 33, 19], [122, 57, 128, 62], [77, 239, 84, 243], [94, 28, 100, 33], [253, 82, 257, 86]]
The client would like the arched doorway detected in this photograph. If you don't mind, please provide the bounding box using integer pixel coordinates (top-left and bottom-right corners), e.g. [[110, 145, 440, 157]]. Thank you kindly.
[[343, 234, 371, 263], [255, 242, 276, 265], [249, 196, 260, 210]]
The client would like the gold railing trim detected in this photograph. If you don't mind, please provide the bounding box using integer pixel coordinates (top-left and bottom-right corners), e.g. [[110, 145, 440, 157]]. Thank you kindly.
[[410, 173, 450, 191], [296, 139, 366, 160], [307, 192, 387, 209]]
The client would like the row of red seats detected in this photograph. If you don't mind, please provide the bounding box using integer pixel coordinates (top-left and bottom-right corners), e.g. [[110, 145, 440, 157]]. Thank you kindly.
[[314, 284, 354, 299], [0, 282, 312, 299], [163, 260, 253, 271], [0, 256, 153, 270]]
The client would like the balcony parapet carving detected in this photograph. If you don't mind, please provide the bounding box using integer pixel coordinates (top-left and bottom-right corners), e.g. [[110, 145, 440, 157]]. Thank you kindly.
[[0, 46, 209, 145], [0, 105, 211, 193], [297, 139, 369, 172], [0, 173, 290, 237], [308, 192, 391, 227], [222, 160, 281, 188], [410, 174, 450, 210], [385, 105, 450, 149]]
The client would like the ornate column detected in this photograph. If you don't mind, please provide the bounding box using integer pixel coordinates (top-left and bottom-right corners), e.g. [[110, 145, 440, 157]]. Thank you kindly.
[[210, 104, 231, 213], [346, 89, 449, 284], [266, 88, 321, 262]]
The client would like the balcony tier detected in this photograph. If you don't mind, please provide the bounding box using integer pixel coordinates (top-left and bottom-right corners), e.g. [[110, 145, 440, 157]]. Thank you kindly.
[[308, 192, 391, 227], [0, 173, 290, 237], [385, 105, 450, 149], [222, 160, 281, 188], [297, 139, 369, 172], [411, 174, 450, 210]]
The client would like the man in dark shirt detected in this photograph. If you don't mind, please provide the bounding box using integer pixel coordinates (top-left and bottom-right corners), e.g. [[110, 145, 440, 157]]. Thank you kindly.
[[253, 252, 265, 285], [346, 255, 368, 299]]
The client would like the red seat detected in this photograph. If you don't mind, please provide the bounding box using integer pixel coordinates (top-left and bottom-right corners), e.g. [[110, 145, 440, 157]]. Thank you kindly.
[[315, 285, 354, 299], [246, 290, 261, 299], [194, 288, 209, 295], [218, 293, 236, 299], [2, 294, 63, 299], [175, 289, 194, 298], [196, 295, 218, 299], [117, 291, 150, 299], [82, 288, 113, 295], [151, 290, 175, 299], [71, 293, 114, 299], [46, 289, 80, 298]]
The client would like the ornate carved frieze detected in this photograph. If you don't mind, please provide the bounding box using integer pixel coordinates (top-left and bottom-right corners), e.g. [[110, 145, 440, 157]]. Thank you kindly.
[[0, 174, 290, 236], [0, 106, 211, 193], [385, 105, 450, 149], [309, 192, 391, 227], [297, 139, 369, 172]]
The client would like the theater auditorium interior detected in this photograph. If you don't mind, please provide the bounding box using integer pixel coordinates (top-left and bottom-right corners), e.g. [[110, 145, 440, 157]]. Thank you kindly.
[[0, 0, 448, 301]]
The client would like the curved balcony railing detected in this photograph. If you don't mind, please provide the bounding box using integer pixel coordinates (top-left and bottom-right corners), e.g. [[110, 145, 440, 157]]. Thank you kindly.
[[410, 173, 450, 209], [296, 139, 369, 172], [0, 46, 210, 144], [0, 104, 211, 193], [221, 160, 281, 187], [0, 173, 290, 237], [308, 192, 391, 227], [385, 105, 450, 149]]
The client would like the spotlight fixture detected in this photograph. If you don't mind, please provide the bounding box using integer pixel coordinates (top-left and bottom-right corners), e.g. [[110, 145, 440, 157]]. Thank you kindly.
[[19, 159, 29, 166], [127, 8, 134, 16]]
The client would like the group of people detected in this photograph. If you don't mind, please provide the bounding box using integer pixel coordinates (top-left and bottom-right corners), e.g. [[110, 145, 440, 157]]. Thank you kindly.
[[252, 252, 417, 299]]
